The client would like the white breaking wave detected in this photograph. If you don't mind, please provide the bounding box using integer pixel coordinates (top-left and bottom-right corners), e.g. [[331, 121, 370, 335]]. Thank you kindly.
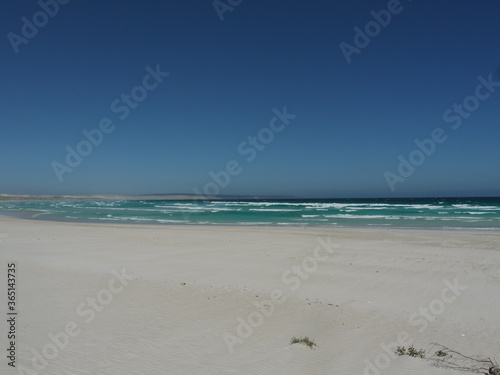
[[248, 208, 301, 212], [452, 204, 500, 210]]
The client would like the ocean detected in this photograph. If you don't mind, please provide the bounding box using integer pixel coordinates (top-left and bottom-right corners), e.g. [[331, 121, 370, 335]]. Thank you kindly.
[[1, 197, 500, 229]]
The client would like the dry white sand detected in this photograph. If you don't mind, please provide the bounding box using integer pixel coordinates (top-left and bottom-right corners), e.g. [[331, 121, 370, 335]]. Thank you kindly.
[[0, 214, 499, 375]]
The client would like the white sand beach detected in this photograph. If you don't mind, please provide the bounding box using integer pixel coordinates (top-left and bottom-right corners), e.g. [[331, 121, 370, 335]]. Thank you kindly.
[[1, 214, 499, 375]]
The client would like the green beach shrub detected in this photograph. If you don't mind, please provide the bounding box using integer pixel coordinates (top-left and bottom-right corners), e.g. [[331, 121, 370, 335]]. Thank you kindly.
[[290, 336, 317, 349], [395, 345, 425, 358]]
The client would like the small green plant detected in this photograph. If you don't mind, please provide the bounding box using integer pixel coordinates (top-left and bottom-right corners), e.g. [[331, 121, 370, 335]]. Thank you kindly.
[[435, 349, 448, 357], [395, 345, 425, 358], [290, 336, 317, 349], [396, 346, 407, 356]]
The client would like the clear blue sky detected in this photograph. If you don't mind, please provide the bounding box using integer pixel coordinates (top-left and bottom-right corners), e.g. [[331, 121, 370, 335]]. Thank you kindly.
[[1, 0, 499, 198]]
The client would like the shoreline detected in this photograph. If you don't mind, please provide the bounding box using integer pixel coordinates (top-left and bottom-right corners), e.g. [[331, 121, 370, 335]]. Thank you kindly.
[[1, 210, 499, 233], [2, 197, 499, 232]]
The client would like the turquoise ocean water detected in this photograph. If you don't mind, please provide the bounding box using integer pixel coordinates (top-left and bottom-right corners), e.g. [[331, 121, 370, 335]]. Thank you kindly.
[[1, 197, 500, 229]]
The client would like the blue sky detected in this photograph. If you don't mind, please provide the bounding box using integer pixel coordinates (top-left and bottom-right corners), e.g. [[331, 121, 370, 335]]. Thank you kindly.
[[1, 0, 499, 198]]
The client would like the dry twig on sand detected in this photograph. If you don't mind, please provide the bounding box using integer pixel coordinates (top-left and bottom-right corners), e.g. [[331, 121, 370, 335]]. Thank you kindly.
[[429, 343, 499, 374]]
